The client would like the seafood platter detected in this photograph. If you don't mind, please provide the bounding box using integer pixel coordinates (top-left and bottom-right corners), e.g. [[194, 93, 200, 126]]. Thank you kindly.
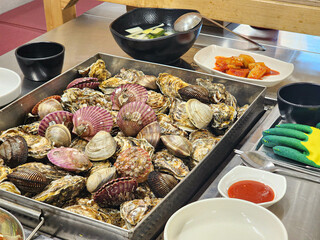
[[0, 53, 266, 239]]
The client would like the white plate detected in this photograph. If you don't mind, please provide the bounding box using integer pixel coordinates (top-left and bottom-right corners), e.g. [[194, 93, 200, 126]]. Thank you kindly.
[[218, 165, 287, 208], [194, 45, 294, 87], [164, 198, 288, 240], [0, 68, 22, 107]]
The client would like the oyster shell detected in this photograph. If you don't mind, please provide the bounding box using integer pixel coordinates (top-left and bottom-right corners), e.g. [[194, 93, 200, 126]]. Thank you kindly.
[[160, 135, 193, 158], [86, 166, 117, 193], [156, 73, 189, 98], [0, 135, 28, 168], [210, 103, 237, 132], [0, 165, 13, 183], [136, 74, 158, 90], [38, 99, 63, 119], [147, 171, 178, 198], [237, 104, 249, 118], [79, 59, 111, 81], [191, 137, 220, 162], [31, 95, 61, 115], [157, 114, 188, 137], [0, 181, 21, 194], [196, 78, 226, 104], [136, 121, 161, 148], [185, 99, 213, 129], [67, 77, 100, 89], [178, 85, 211, 103], [146, 90, 171, 115], [225, 91, 238, 109], [45, 124, 71, 147], [33, 175, 86, 207], [64, 205, 112, 223]]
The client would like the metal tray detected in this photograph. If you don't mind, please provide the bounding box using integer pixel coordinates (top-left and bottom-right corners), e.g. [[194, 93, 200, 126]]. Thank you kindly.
[[0, 53, 266, 240]]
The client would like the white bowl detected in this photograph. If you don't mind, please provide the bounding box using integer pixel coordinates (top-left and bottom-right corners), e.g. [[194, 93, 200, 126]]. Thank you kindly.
[[218, 165, 287, 208], [194, 45, 294, 87], [164, 198, 288, 240], [0, 67, 22, 107]]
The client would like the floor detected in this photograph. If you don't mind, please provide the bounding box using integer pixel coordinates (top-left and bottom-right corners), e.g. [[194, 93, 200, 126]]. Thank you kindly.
[[0, 0, 102, 56]]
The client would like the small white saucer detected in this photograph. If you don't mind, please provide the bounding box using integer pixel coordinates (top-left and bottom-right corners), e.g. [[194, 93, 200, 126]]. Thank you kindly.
[[0, 68, 22, 107]]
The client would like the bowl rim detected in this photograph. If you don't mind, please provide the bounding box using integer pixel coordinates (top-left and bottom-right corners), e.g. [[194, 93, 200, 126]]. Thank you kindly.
[[0, 67, 22, 107], [0, 207, 25, 240], [277, 82, 320, 108]]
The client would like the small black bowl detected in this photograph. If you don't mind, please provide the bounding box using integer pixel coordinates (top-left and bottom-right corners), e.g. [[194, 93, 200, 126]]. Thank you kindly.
[[15, 41, 65, 81], [110, 8, 202, 64], [277, 82, 320, 126]]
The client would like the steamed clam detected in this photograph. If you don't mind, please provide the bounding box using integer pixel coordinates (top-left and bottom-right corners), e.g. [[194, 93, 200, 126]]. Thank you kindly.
[[38, 98, 63, 119], [178, 85, 211, 103], [160, 135, 192, 158], [45, 124, 71, 147], [185, 99, 213, 129], [136, 74, 158, 90], [31, 95, 61, 115], [86, 166, 117, 193]]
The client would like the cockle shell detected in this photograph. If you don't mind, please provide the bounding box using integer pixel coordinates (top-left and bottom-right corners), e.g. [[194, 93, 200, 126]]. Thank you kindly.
[[31, 95, 61, 115], [0, 181, 21, 195], [47, 147, 92, 173], [72, 106, 113, 140], [147, 171, 179, 198], [111, 84, 148, 110], [136, 121, 161, 148], [86, 166, 117, 193], [160, 135, 192, 158], [93, 177, 138, 207], [156, 73, 189, 98], [116, 101, 157, 137], [114, 147, 154, 183], [85, 131, 117, 161], [79, 59, 111, 81], [186, 99, 213, 129], [38, 99, 63, 119], [7, 168, 48, 193], [45, 124, 71, 147], [178, 85, 211, 103], [38, 110, 73, 137], [0, 135, 28, 168], [67, 77, 100, 89]]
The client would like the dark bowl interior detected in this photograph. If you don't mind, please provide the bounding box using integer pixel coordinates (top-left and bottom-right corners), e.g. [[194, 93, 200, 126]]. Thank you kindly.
[[277, 82, 320, 126], [16, 42, 64, 59], [110, 8, 202, 64]]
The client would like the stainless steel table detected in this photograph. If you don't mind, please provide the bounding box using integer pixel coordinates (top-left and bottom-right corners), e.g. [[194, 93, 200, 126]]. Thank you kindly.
[[1, 2, 320, 240]]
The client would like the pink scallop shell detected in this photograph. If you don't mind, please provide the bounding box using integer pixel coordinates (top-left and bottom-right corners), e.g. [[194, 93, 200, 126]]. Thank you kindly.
[[72, 106, 113, 140], [38, 110, 73, 136], [116, 101, 157, 137], [67, 77, 100, 89], [111, 83, 148, 110]]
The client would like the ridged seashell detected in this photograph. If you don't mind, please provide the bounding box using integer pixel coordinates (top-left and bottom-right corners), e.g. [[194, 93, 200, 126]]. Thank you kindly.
[[0, 181, 21, 194], [147, 171, 179, 198], [136, 121, 161, 148], [136, 75, 158, 90], [45, 124, 71, 147], [38, 99, 63, 119], [79, 59, 111, 81], [178, 85, 211, 103], [33, 175, 86, 207], [67, 77, 100, 89], [111, 84, 148, 110], [156, 73, 189, 98], [0, 136, 28, 168], [85, 131, 117, 161], [86, 166, 117, 193], [117, 101, 157, 137], [196, 78, 226, 104], [72, 106, 113, 141], [38, 110, 73, 137], [7, 169, 48, 193], [186, 99, 213, 129], [146, 90, 171, 115], [47, 147, 93, 173], [0, 166, 13, 183], [114, 147, 154, 183], [160, 135, 192, 158], [93, 177, 138, 207], [31, 95, 61, 115], [64, 205, 112, 223]]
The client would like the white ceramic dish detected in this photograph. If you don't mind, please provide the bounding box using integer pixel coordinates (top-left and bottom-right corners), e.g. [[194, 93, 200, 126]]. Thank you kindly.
[[218, 165, 287, 208], [164, 198, 288, 240], [0, 67, 22, 107], [194, 45, 294, 87]]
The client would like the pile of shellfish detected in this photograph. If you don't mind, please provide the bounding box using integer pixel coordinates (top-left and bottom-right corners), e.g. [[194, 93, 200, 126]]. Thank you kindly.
[[0, 59, 248, 229]]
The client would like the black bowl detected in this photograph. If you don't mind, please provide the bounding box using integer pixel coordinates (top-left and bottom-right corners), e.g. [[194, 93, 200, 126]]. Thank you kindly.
[[277, 82, 320, 126], [15, 41, 65, 81], [110, 8, 202, 64]]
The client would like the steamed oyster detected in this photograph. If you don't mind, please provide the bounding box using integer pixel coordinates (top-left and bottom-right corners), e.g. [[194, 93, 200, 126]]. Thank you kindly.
[[79, 59, 111, 81], [0, 166, 13, 183], [210, 103, 237, 133], [0, 181, 21, 194], [196, 78, 226, 104], [156, 73, 189, 98], [157, 114, 188, 137], [86, 166, 117, 193], [146, 90, 171, 115], [64, 205, 112, 223]]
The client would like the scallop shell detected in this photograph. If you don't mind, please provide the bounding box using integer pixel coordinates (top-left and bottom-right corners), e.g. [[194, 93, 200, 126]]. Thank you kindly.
[[45, 124, 71, 147], [186, 99, 214, 129], [0, 136, 28, 168], [7, 168, 48, 193], [31, 95, 61, 115], [86, 166, 117, 193], [111, 84, 148, 110], [178, 85, 211, 103], [67, 77, 100, 89], [38, 99, 63, 119], [85, 131, 117, 161], [114, 147, 154, 183], [147, 171, 178, 198], [93, 177, 138, 207], [72, 106, 113, 140], [117, 101, 157, 137], [47, 147, 93, 173], [160, 135, 193, 158], [136, 121, 161, 148], [38, 111, 73, 137]]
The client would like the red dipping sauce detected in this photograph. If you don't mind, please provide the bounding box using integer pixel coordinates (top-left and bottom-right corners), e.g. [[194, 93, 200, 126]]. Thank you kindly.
[[228, 180, 275, 204]]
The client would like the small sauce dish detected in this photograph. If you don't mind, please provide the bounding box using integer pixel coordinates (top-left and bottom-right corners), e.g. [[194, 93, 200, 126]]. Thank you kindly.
[[218, 165, 287, 208]]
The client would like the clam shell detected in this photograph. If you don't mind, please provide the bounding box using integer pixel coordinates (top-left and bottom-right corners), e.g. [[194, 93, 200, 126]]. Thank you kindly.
[[136, 121, 161, 148], [117, 101, 157, 137], [147, 171, 179, 198], [136, 75, 158, 90], [38, 110, 73, 137], [111, 83, 148, 110], [45, 124, 71, 147], [47, 147, 93, 173], [85, 131, 117, 161], [178, 85, 211, 103], [93, 177, 138, 207], [186, 99, 213, 129], [160, 135, 192, 158], [7, 168, 48, 193], [0, 136, 28, 168], [38, 99, 63, 119], [86, 166, 117, 193], [72, 106, 113, 140], [31, 95, 61, 115], [67, 77, 100, 89]]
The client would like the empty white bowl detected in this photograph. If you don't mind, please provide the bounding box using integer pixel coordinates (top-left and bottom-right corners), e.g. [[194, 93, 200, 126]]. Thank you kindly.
[[0, 67, 22, 107], [218, 165, 287, 208], [164, 198, 288, 240]]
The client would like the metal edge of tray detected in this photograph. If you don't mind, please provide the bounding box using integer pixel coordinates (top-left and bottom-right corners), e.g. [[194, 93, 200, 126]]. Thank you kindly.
[[0, 53, 267, 240]]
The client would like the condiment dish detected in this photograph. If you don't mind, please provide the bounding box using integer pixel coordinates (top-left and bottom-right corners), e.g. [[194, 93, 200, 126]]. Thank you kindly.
[[0, 67, 22, 107], [218, 165, 287, 208]]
